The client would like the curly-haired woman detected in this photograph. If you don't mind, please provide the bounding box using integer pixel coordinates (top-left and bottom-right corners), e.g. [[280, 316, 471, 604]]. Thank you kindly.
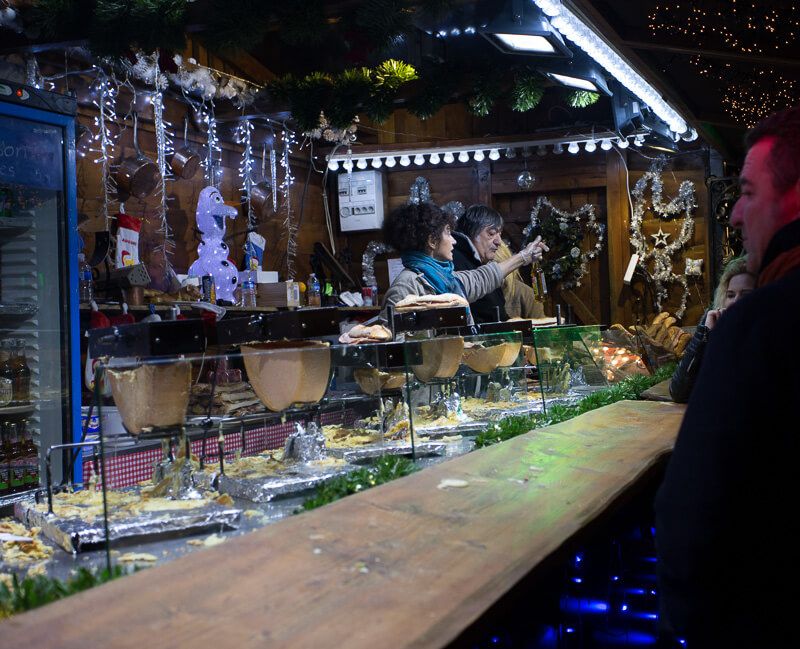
[[380, 202, 548, 323]]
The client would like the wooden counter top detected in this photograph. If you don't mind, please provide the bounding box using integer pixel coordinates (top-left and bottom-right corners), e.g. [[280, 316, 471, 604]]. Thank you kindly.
[[1, 400, 686, 649]]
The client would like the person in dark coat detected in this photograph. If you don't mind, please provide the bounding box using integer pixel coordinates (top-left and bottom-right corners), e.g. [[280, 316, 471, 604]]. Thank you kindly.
[[668, 256, 755, 402], [655, 107, 800, 647], [452, 205, 510, 323]]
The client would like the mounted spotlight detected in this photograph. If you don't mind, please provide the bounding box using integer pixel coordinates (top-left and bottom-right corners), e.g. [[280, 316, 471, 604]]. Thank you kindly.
[[327, 159, 339, 171], [481, 0, 571, 57], [458, 151, 470, 163], [385, 156, 397, 168], [584, 140, 597, 153], [643, 131, 680, 153], [399, 155, 411, 166], [429, 152, 441, 164], [488, 149, 500, 161], [600, 139, 612, 151], [538, 51, 611, 96], [537, 145, 547, 156]]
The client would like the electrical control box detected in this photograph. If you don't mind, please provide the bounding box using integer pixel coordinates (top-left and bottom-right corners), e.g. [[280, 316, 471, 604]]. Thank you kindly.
[[337, 170, 385, 231]]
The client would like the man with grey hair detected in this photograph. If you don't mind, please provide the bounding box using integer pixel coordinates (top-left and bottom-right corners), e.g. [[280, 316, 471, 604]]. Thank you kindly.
[[655, 107, 800, 646], [452, 204, 509, 323]]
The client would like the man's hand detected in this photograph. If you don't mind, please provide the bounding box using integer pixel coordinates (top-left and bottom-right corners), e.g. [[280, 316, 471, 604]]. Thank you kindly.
[[520, 236, 550, 265]]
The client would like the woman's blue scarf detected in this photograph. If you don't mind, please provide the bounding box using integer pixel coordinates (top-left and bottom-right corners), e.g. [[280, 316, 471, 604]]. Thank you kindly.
[[401, 251, 465, 297]]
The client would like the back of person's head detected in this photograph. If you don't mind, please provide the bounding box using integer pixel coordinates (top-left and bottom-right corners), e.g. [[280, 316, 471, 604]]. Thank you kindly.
[[383, 202, 454, 254], [713, 256, 754, 309], [457, 205, 503, 241], [745, 107, 800, 195]]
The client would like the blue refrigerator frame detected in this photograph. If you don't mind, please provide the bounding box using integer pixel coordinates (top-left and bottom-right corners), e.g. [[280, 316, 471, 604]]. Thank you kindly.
[[0, 89, 81, 484]]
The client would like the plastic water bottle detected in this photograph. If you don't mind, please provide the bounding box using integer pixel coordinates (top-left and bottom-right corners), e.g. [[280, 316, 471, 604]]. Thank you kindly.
[[307, 273, 321, 307], [78, 253, 93, 303], [241, 263, 257, 308]]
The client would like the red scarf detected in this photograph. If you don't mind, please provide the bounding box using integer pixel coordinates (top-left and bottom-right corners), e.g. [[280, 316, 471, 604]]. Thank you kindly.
[[758, 247, 800, 286]]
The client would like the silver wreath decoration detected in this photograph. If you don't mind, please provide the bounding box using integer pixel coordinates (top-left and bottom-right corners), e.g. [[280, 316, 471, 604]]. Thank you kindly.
[[408, 176, 432, 205], [523, 196, 606, 290], [629, 157, 697, 318]]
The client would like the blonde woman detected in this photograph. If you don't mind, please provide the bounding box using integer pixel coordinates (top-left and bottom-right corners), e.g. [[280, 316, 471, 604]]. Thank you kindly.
[[669, 256, 755, 402]]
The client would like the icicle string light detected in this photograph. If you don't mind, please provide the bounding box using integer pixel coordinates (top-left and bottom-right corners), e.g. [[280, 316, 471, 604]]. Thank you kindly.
[[270, 147, 278, 212], [89, 68, 120, 231], [234, 118, 255, 234], [151, 56, 176, 277], [279, 128, 297, 280], [200, 103, 222, 187]]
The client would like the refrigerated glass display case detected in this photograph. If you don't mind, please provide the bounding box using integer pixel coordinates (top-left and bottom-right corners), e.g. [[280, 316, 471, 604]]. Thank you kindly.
[[0, 80, 79, 498]]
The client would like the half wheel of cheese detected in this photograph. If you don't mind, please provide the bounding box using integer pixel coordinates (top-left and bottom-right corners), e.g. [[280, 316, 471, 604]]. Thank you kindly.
[[411, 337, 464, 382], [462, 344, 508, 374], [108, 361, 191, 435], [497, 341, 522, 367], [241, 341, 331, 411]]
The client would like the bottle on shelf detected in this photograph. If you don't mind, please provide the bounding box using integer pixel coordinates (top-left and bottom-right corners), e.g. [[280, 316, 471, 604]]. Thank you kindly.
[[78, 253, 93, 303], [0, 340, 12, 408], [6, 340, 31, 407], [5, 422, 25, 493], [307, 273, 321, 307], [20, 420, 38, 489], [531, 262, 548, 304], [0, 422, 9, 496], [240, 258, 258, 308]]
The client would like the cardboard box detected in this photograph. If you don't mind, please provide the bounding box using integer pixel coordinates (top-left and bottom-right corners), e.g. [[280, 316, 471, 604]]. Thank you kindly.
[[257, 281, 302, 307]]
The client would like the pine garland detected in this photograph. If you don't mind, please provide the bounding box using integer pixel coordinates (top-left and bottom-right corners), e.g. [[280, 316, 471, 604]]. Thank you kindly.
[[464, 69, 502, 117], [353, 0, 415, 52], [566, 89, 600, 108], [509, 68, 544, 113], [406, 62, 458, 120], [90, 0, 187, 58]]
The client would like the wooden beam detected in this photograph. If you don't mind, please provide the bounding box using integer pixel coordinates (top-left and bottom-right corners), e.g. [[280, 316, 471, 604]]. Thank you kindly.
[[561, 289, 598, 325], [605, 148, 633, 326]]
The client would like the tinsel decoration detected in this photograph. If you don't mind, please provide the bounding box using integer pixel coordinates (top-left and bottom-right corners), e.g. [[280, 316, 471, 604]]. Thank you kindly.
[[89, 68, 120, 231], [234, 118, 255, 231], [566, 90, 600, 108], [362, 241, 396, 287], [150, 57, 176, 278], [279, 129, 297, 279], [509, 68, 544, 113], [408, 177, 433, 205], [523, 197, 606, 290], [442, 201, 466, 222], [465, 69, 502, 117], [629, 157, 697, 318]]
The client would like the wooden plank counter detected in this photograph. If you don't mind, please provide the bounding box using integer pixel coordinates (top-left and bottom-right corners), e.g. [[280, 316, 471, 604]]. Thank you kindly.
[[1, 400, 685, 649]]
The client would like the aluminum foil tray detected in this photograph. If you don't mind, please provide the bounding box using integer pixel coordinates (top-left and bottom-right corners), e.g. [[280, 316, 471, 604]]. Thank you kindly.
[[15, 492, 241, 554], [327, 440, 447, 463], [413, 421, 486, 437], [194, 462, 356, 503]]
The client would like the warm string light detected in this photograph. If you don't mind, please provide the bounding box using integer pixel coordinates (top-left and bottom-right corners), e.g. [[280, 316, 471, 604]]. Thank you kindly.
[[629, 157, 697, 318], [648, 4, 798, 54], [279, 129, 297, 280], [234, 118, 255, 231]]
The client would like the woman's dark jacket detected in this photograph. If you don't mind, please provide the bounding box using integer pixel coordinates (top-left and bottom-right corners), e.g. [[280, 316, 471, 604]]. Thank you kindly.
[[452, 232, 507, 323], [668, 312, 708, 403]]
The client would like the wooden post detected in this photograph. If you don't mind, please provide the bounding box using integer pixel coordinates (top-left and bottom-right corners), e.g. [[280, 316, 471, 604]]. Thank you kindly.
[[606, 149, 633, 326]]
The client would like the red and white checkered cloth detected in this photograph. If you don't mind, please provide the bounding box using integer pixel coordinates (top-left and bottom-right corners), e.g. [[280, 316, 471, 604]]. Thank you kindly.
[[82, 409, 357, 488]]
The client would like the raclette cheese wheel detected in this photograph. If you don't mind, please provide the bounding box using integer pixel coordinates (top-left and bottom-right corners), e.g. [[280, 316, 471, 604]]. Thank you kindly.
[[411, 337, 464, 382], [241, 341, 331, 411], [107, 361, 191, 435]]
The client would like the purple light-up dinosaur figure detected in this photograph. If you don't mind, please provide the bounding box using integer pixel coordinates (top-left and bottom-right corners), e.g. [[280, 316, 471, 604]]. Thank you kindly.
[[188, 186, 239, 302]]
